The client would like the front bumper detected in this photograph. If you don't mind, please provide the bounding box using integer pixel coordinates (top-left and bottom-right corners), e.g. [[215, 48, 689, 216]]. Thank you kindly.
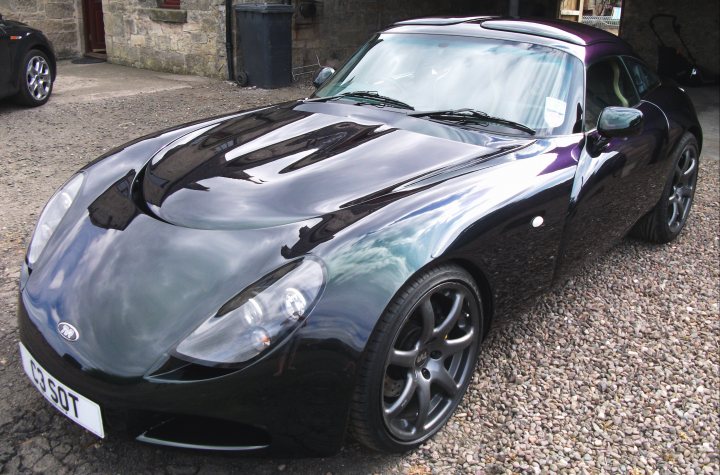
[[17, 292, 352, 456]]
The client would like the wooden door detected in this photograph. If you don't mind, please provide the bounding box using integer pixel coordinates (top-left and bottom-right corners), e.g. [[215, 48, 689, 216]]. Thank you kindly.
[[83, 0, 106, 52], [559, 0, 585, 22]]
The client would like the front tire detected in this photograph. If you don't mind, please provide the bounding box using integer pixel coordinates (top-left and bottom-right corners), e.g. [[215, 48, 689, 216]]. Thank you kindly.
[[350, 264, 483, 453], [631, 132, 699, 243], [15, 49, 54, 107]]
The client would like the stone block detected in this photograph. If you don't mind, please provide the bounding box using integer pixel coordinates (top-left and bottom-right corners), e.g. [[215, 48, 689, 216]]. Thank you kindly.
[[182, 20, 202, 32], [183, 0, 214, 11], [103, 14, 126, 36], [145, 7, 187, 23], [190, 32, 208, 44], [153, 34, 172, 50], [103, 1, 127, 14], [6, 0, 38, 13], [129, 34, 146, 47], [45, 2, 75, 20], [185, 53, 209, 75]]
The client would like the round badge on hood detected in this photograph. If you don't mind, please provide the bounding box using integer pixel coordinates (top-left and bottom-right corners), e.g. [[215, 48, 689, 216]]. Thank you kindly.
[[57, 322, 79, 342]]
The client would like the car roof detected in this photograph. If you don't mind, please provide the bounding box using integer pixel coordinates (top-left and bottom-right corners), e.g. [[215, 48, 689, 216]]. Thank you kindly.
[[384, 16, 634, 62]]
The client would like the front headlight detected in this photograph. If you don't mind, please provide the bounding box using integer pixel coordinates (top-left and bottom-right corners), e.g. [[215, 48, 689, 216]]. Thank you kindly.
[[27, 173, 84, 267], [175, 258, 325, 366]]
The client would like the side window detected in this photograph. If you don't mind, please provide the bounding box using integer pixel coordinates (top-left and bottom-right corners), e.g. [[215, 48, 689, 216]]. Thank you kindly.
[[623, 57, 661, 97], [585, 57, 640, 130]]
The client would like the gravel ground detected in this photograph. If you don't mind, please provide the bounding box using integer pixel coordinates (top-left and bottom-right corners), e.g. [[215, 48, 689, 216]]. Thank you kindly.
[[0, 64, 718, 474]]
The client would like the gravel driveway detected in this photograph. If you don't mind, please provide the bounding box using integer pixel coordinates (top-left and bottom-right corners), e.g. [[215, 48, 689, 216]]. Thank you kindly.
[[0, 62, 717, 474]]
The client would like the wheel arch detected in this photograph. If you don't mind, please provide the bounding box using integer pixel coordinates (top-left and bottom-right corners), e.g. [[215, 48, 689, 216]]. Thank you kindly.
[[353, 255, 496, 361], [26, 43, 57, 79], [687, 124, 703, 152], [444, 258, 494, 337]]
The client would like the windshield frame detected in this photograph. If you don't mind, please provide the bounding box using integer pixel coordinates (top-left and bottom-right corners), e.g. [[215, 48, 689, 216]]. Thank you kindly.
[[313, 32, 586, 138]]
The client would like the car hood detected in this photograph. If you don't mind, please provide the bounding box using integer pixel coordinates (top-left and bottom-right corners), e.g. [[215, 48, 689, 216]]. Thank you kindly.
[[141, 101, 531, 230], [23, 102, 537, 378]]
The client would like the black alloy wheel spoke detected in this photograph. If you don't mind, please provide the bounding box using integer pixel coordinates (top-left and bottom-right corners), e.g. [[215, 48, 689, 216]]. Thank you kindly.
[[390, 347, 419, 368], [432, 366, 459, 396], [432, 291, 465, 339], [441, 328, 476, 355], [384, 372, 417, 418], [418, 299, 435, 344], [414, 378, 432, 431]]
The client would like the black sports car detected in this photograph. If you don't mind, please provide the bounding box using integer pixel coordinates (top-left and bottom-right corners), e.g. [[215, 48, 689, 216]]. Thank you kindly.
[[18, 17, 702, 455], [0, 13, 56, 106]]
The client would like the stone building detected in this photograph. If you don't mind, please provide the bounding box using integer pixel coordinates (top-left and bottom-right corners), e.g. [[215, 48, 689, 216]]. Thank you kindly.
[[102, 0, 229, 78], [0, 0, 83, 58], [101, 0, 511, 79], [0, 0, 717, 82]]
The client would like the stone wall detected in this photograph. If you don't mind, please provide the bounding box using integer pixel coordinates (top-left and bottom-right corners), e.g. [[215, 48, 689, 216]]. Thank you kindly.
[[620, 0, 719, 75], [105, 0, 511, 81], [103, 0, 228, 78], [233, 0, 508, 77], [0, 0, 81, 58]]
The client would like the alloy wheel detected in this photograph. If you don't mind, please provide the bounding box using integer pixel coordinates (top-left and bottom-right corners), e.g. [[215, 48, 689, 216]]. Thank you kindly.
[[26, 56, 52, 102], [381, 282, 480, 442], [667, 147, 698, 233]]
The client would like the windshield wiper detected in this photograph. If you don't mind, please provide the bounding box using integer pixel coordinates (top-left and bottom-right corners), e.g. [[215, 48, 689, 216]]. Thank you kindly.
[[306, 91, 414, 110], [408, 108, 536, 135]]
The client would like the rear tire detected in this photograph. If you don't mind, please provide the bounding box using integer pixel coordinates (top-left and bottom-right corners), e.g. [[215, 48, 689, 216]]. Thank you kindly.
[[14, 49, 53, 107], [350, 264, 483, 453], [631, 132, 699, 243]]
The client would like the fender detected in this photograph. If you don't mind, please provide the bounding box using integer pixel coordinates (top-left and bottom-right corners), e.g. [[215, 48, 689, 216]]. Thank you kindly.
[[307, 135, 581, 358]]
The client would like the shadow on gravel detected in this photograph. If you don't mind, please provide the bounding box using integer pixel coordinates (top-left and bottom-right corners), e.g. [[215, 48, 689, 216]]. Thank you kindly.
[[0, 99, 25, 115]]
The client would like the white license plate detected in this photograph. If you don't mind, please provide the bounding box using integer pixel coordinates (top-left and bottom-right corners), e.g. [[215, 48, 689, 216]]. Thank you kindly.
[[19, 343, 105, 438]]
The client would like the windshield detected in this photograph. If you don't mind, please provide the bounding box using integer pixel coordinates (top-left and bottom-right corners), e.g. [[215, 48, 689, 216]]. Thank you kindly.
[[315, 33, 584, 136]]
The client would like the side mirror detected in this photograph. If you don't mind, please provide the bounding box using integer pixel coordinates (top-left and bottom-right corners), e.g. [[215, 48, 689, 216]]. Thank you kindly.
[[597, 107, 643, 138], [313, 67, 335, 88]]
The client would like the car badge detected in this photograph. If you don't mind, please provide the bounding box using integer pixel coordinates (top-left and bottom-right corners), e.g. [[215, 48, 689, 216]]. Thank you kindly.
[[57, 322, 79, 342]]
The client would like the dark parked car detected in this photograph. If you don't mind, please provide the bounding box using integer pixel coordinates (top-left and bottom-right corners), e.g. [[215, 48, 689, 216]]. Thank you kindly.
[[0, 13, 56, 106], [17, 17, 701, 455]]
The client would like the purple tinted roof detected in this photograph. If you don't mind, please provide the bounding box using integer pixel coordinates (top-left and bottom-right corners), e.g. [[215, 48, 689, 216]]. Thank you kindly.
[[394, 16, 495, 26], [483, 18, 620, 45], [394, 16, 619, 45], [387, 16, 634, 62]]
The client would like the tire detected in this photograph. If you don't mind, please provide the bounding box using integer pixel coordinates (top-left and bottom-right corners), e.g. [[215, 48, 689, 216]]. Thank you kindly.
[[236, 71, 249, 87], [631, 132, 700, 243], [350, 264, 484, 453], [14, 49, 54, 107]]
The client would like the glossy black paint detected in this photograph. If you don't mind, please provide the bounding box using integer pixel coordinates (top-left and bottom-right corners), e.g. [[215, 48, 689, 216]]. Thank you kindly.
[[597, 107, 644, 138], [0, 16, 56, 100], [18, 17, 703, 455]]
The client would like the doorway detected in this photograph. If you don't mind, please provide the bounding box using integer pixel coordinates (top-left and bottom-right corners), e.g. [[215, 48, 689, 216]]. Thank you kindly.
[[82, 0, 106, 57]]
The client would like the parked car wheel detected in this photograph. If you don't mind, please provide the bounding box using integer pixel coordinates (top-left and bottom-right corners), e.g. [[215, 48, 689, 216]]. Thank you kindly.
[[350, 264, 483, 452], [15, 49, 53, 106], [632, 133, 699, 243]]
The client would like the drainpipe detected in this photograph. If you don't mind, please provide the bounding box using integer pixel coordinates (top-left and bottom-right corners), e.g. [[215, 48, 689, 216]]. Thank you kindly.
[[225, 0, 235, 81]]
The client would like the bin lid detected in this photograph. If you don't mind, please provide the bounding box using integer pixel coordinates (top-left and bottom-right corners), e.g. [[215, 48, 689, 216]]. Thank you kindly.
[[234, 3, 295, 13]]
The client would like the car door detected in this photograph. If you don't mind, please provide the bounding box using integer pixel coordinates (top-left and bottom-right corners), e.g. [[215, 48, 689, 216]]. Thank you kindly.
[[0, 19, 12, 97], [620, 55, 673, 199], [557, 56, 669, 274]]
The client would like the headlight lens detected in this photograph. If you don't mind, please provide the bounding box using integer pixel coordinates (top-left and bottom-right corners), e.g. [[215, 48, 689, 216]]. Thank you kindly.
[[27, 173, 84, 267], [175, 258, 325, 365]]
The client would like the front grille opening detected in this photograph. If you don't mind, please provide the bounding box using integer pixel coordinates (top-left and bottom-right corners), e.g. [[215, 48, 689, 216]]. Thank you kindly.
[[137, 415, 271, 451], [147, 356, 237, 382]]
